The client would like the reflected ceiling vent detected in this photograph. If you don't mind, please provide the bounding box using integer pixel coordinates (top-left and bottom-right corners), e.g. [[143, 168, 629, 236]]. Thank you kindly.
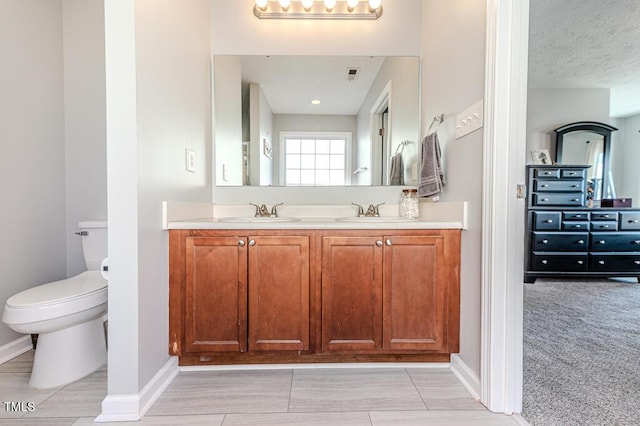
[[346, 67, 360, 82]]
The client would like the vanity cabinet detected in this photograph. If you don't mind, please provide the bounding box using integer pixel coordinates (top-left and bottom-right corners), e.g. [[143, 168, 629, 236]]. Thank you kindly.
[[525, 165, 640, 283], [169, 228, 460, 365], [320, 231, 457, 354], [169, 230, 311, 356]]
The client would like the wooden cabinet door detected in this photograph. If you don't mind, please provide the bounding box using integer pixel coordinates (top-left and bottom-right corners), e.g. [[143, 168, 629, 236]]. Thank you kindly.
[[382, 235, 447, 351], [321, 236, 383, 351], [185, 236, 247, 353], [248, 235, 310, 351]]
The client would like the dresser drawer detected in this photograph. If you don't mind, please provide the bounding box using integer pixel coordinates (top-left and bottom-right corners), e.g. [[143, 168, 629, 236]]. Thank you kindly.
[[533, 212, 561, 230], [532, 232, 588, 251], [533, 168, 560, 179], [533, 193, 584, 206], [589, 254, 640, 272], [560, 169, 586, 179], [620, 212, 640, 230], [591, 212, 618, 221], [589, 233, 640, 251], [590, 221, 618, 232], [563, 212, 589, 221], [534, 180, 585, 192], [562, 221, 588, 231], [531, 254, 588, 272]]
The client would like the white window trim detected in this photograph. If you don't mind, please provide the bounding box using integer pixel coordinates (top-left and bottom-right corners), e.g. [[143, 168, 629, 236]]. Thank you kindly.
[[279, 131, 353, 186]]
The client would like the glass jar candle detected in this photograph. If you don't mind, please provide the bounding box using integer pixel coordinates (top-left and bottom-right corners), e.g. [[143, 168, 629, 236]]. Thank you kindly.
[[399, 189, 419, 218]]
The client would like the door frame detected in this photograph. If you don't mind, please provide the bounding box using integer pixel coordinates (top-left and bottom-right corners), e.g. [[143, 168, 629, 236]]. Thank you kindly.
[[481, 0, 529, 414]]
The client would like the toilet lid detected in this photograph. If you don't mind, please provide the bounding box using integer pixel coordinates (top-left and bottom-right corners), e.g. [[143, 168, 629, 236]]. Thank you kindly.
[[6, 271, 107, 308]]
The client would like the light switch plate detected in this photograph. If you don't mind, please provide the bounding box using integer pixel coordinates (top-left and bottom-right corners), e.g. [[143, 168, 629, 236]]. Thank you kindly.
[[455, 99, 484, 139], [186, 149, 196, 173]]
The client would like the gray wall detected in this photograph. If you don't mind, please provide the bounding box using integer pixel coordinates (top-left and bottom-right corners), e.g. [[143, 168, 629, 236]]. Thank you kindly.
[[0, 0, 67, 346], [421, 0, 486, 378]]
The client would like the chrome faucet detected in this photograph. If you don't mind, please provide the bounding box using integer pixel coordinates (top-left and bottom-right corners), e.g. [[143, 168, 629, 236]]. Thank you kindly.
[[352, 202, 385, 217], [250, 203, 283, 217]]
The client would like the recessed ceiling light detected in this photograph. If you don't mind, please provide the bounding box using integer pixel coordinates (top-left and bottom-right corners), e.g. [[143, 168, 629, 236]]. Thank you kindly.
[[311, 99, 321, 105]]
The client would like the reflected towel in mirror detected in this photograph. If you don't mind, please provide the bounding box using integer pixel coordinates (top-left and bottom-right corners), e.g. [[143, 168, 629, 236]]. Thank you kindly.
[[389, 153, 404, 185]]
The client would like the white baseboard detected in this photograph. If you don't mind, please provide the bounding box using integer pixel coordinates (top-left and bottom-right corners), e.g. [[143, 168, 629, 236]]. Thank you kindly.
[[0, 335, 32, 365], [449, 353, 481, 400], [94, 356, 179, 422]]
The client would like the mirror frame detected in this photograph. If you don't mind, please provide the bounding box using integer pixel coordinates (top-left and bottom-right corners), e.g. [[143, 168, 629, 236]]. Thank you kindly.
[[554, 121, 618, 201]]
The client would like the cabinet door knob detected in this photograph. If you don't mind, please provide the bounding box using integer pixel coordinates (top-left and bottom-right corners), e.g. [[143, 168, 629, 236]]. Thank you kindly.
[[544, 219, 553, 223], [574, 225, 582, 228], [634, 240, 640, 245], [541, 198, 549, 202], [604, 215, 610, 218], [575, 214, 582, 218], [571, 184, 579, 188], [634, 260, 640, 265], [572, 199, 580, 202], [568, 172, 576, 175], [541, 260, 548, 265], [541, 184, 549, 188], [238, 240, 245, 247], [600, 225, 609, 229], [629, 220, 639, 224], [597, 240, 606, 245], [598, 260, 605, 265], [541, 239, 549, 244], [577, 260, 584, 265], [376, 240, 383, 247], [385, 239, 392, 246], [577, 240, 584, 245], [249, 240, 256, 246]]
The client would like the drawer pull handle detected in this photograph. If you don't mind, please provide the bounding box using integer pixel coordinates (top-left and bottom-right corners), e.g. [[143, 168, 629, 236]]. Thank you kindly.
[[597, 240, 606, 245], [633, 240, 640, 245], [541, 260, 548, 265], [238, 240, 246, 247], [572, 199, 580, 202], [598, 260, 605, 265], [603, 215, 610, 218], [541, 184, 549, 188], [574, 225, 582, 228], [545, 219, 553, 223], [577, 240, 585, 245], [634, 260, 640, 265], [629, 220, 639, 224], [568, 172, 576, 175], [571, 184, 579, 188], [600, 225, 609, 229], [541, 198, 549, 202], [575, 214, 582, 218], [541, 240, 549, 244], [577, 260, 584, 265]]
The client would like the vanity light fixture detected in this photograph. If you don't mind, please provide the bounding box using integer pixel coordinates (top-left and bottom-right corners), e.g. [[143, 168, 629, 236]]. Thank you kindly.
[[324, 0, 337, 11], [253, 0, 383, 20]]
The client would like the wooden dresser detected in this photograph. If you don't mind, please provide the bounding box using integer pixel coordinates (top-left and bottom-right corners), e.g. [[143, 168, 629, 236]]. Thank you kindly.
[[525, 165, 640, 283]]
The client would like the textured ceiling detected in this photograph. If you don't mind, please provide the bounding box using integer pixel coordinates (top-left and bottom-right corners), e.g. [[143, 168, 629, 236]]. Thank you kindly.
[[528, 0, 640, 117]]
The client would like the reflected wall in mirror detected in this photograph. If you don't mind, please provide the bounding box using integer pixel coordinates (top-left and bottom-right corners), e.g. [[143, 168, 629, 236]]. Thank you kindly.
[[213, 55, 420, 187], [555, 121, 618, 202]]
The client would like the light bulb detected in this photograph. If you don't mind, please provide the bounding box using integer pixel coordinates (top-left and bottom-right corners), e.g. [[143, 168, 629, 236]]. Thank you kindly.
[[279, 0, 291, 11], [347, 0, 359, 10], [255, 0, 268, 11], [301, 0, 314, 11], [325, 0, 336, 11], [369, 0, 382, 10]]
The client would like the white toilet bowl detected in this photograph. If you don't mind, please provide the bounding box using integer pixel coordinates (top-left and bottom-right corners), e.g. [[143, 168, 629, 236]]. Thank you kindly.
[[2, 221, 108, 389]]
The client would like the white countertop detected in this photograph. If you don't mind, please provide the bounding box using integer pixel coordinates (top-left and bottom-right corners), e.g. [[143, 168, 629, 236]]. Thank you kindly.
[[163, 201, 468, 231], [167, 217, 464, 230]]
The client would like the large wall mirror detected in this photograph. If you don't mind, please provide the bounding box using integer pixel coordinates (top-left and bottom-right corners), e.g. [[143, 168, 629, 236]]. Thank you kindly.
[[213, 55, 420, 187], [555, 121, 618, 202]]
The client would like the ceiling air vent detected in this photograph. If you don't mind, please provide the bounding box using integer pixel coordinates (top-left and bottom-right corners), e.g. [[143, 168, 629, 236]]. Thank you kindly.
[[346, 67, 360, 82]]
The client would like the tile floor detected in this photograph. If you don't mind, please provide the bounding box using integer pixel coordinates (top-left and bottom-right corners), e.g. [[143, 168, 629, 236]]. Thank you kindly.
[[1, 350, 521, 425]]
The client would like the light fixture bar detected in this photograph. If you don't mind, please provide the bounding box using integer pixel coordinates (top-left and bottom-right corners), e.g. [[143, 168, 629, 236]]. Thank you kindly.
[[254, 1, 382, 20]]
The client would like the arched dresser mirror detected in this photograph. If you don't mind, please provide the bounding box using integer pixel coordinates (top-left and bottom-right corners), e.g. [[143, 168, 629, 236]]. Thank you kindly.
[[555, 121, 618, 202]]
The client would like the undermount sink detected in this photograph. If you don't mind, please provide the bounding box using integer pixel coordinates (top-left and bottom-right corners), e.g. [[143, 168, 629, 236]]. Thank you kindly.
[[218, 216, 301, 223], [335, 216, 418, 223]]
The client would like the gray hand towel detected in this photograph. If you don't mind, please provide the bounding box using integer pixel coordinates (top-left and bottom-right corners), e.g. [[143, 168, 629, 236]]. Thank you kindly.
[[418, 133, 446, 197], [389, 153, 404, 185]]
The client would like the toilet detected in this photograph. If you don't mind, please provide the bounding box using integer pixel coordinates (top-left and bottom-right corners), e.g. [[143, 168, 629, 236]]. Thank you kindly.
[[2, 221, 108, 389]]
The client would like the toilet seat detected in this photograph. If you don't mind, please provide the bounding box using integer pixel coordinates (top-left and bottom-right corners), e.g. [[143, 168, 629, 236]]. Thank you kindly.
[[3, 271, 107, 326]]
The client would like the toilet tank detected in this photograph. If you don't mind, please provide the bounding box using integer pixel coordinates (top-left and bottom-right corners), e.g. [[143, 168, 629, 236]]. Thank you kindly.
[[78, 221, 108, 271]]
